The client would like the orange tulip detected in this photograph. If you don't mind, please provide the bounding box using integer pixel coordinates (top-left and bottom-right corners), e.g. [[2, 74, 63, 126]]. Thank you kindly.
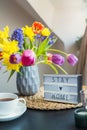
[[32, 21, 44, 34]]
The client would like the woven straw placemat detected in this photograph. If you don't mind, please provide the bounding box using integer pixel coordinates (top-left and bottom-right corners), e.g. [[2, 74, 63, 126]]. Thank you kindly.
[[21, 87, 82, 110]]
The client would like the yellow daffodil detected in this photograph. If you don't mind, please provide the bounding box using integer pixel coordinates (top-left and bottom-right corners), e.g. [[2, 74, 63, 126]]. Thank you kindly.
[[1, 40, 19, 55], [3, 53, 21, 72], [41, 27, 51, 36], [1, 40, 21, 71], [0, 26, 9, 39], [22, 26, 35, 42]]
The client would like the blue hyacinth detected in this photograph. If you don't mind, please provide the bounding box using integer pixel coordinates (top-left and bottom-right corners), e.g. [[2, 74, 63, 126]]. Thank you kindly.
[[11, 28, 24, 49]]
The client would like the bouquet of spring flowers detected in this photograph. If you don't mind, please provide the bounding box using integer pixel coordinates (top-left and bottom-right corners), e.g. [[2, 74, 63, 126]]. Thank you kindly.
[[0, 21, 78, 80]]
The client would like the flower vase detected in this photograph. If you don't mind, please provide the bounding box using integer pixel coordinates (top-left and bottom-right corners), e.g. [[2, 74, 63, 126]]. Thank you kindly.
[[16, 65, 40, 96]]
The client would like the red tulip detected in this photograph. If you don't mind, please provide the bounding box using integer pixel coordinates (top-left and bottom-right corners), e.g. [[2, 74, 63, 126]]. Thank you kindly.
[[22, 50, 36, 66]]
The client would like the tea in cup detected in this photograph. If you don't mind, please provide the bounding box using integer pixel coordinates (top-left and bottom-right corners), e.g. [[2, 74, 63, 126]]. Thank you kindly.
[[0, 93, 26, 115]]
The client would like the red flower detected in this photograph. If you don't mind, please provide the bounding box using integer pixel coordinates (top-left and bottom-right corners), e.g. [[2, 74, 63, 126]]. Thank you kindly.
[[47, 53, 52, 63], [22, 50, 36, 66], [0, 51, 3, 60], [32, 21, 44, 34]]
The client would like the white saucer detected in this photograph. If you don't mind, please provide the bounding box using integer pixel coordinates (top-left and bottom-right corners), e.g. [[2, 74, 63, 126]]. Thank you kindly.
[[0, 102, 27, 122]]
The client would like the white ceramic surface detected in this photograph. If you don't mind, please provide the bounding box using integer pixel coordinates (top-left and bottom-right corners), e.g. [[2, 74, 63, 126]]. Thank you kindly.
[[0, 101, 27, 121], [0, 93, 26, 115]]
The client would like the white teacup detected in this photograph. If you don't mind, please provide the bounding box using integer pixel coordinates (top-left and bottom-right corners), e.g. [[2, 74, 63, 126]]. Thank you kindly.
[[0, 93, 26, 115]]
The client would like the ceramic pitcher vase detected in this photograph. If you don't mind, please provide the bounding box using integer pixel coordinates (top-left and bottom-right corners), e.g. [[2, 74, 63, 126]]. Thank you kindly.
[[16, 65, 40, 96]]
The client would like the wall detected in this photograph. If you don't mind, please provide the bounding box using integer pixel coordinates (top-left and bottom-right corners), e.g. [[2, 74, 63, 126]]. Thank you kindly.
[[0, 0, 34, 92], [51, 0, 87, 49], [27, 0, 54, 28]]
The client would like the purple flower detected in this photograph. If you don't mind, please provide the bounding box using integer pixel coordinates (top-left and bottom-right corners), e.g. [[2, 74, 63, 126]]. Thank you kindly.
[[21, 50, 36, 66], [48, 33, 55, 45], [67, 54, 78, 66], [48, 39, 54, 45], [41, 36, 46, 41], [52, 54, 65, 66], [9, 54, 21, 64], [35, 34, 41, 39], [11, 28, 24, 49], [49, 32, 54, 39]]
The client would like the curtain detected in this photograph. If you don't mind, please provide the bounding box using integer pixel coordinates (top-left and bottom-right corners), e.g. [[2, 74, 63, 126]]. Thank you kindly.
[[77, 25, 87, 85]]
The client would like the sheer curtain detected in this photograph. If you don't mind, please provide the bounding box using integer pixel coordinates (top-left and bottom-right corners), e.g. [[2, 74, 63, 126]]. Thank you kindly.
[[77, 24, 87, 85]]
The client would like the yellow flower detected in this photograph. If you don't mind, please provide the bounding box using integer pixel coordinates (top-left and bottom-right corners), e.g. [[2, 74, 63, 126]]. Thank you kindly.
[[22, 26, 35, 41], [1, 39, 19, 55], [1, 40, 21, 72], [0, 26, 9, 39], [41, 28, 51, 36], [3, 53, 21, 72]]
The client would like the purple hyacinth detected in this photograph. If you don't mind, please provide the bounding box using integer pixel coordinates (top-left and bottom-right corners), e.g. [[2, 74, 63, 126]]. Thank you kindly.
[[48, 39, 54, 45], [11, 28, 24, 49], [35, 34, 41, 39], [9, 54, 21, 64], [48, 33, 55, 45], [67, 54, 78, 66], [49, 32, 54, 39], [52, 54, 65, 66], [41, 36, 46, 41]]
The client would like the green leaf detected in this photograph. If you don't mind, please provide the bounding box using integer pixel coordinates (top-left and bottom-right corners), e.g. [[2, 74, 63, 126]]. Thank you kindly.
[[36, 38, 49, 57], [29, 40, 33, 49], [45, 37, 57, 50], [23, 37, 32, 50], [7, 70, 15, 82], [36, 37, 57, 58]]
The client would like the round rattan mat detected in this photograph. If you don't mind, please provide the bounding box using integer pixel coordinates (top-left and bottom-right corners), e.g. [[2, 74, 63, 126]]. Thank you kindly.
[[21, 87, 82, 110]]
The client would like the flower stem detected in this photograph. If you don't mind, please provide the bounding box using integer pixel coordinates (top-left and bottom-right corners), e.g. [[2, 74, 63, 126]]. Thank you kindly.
[[36, 60, 45, 65], [54, 63, 68, 74], [36, 60, 58, 74], [36, 60, 68, 74], [48, 49, 68, 56]]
